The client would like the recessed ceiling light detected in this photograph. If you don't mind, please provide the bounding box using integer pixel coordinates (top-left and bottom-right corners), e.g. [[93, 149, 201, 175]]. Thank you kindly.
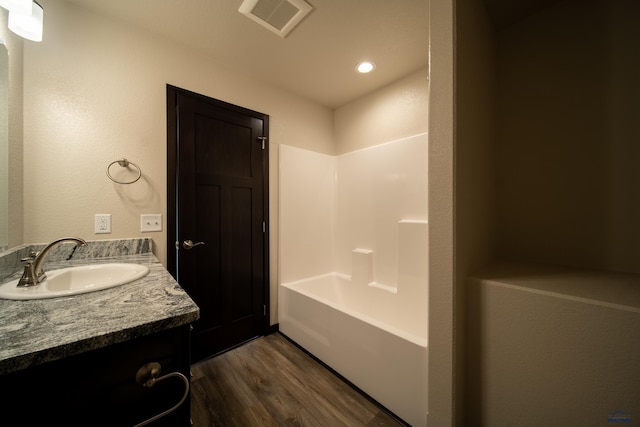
[[356, 61, 376, 74]]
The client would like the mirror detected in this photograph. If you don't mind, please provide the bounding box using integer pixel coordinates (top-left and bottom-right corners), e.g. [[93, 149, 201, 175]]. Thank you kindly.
[[0, 41, 7, 251]]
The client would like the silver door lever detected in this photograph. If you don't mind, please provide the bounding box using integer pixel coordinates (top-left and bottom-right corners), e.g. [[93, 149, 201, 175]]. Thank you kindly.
[[183, 240, 205, 250]]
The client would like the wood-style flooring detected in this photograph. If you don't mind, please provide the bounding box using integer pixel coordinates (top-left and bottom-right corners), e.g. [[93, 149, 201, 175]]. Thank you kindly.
[[190, 332, 407, 427]]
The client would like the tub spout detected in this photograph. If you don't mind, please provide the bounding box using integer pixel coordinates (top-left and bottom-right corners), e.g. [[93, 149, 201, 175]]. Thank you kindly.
[[17, 237, 87, 287]]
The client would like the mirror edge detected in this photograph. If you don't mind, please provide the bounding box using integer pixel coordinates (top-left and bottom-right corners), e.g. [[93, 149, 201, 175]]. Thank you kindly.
[[0, 7, 23, 250]]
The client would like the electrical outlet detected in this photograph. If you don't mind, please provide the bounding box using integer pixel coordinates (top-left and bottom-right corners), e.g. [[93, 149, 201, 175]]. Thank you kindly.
[[95, 214, 111, 234], [140, 214, 162, 232]]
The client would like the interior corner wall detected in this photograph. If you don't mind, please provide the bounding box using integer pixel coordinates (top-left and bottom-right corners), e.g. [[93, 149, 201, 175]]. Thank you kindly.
[[456, 0, 496, 424], [495, 0, 640, 274]]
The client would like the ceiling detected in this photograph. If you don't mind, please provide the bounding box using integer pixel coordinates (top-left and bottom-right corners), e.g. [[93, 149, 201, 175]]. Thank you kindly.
[[64, 0, 430, 109]]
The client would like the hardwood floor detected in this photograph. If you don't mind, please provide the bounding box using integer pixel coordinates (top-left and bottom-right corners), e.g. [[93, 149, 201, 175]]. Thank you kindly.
[[190, 333, 407, 427]]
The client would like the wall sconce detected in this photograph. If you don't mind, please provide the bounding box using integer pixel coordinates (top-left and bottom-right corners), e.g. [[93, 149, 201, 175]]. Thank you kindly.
[[0, 0, 32, 15], [3, 0, 43, 42]]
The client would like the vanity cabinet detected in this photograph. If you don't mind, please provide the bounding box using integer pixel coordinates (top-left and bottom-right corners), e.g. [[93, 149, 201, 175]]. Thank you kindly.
[[1, 324, 192, 426]]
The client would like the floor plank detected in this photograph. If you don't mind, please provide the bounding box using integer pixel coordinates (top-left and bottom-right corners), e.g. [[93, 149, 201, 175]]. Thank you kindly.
[[190, 333, 407, 427]]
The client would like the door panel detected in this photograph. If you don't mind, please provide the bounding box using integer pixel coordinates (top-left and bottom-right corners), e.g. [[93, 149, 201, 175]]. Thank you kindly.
[[167, 85, 269, 362]]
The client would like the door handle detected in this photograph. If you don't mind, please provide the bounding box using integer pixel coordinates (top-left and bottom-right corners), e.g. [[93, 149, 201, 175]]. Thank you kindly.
[[182, 240, 205, 250]]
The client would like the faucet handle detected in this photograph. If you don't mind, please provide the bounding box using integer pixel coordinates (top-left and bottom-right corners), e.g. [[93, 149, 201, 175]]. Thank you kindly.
[[18, 255, 37, 287], [21, 252, 36, 264]]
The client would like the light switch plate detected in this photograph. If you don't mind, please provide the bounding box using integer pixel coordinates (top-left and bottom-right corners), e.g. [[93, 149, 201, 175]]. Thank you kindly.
[[140, 214, 162, 232]]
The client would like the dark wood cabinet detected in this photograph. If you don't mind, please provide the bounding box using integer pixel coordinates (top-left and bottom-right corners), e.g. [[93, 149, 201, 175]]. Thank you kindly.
[[0, 325, 192, 426]]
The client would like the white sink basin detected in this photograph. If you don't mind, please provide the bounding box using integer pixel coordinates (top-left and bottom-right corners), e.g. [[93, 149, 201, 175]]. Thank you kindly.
[[0, 263, 150, 300]]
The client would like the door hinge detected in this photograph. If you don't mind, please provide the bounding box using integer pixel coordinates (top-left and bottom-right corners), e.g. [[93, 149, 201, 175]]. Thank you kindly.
[[258, 136, 267, 150], [262, 221, 266, 233], [263, 305, 267, 316]]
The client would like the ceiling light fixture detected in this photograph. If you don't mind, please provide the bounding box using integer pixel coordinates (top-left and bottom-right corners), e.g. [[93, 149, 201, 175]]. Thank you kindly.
[[8, 0, 43, 42], [0, 0, 31, 14], [356, 61, 376, 74]]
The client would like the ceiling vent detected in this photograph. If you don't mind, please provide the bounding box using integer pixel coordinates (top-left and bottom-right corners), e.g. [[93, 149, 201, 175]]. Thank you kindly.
[[239, 0, 312, 38]]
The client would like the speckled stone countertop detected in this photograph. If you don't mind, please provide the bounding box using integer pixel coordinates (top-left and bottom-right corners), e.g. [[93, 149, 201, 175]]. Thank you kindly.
[[0, 238, 199, 375]]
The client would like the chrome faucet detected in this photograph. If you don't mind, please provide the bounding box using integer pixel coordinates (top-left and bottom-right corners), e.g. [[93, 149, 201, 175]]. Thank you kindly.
[[18, 237, 87, 287]]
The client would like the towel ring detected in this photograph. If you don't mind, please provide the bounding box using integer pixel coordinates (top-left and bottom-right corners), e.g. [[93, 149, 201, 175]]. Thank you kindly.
[[106, 158, 142, 184]]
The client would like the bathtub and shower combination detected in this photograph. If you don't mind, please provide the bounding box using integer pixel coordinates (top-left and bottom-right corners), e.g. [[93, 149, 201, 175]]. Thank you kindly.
[[279, 224, 429, 426], [278, 135, 429, 426], [279, 273, 428, 426]]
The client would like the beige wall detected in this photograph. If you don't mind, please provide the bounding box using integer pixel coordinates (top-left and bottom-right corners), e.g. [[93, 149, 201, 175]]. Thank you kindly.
[[467, 272, 640, 426], [427, 0, 455, 425], [334, 67, 429, 154], [460, 0, 640, 425], [495, 0, 640, 274], [22, 0, 334, 269]]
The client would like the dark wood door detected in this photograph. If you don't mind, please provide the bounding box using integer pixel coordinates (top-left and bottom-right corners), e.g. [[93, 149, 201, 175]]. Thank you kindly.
[[167, 85, 269, 362]]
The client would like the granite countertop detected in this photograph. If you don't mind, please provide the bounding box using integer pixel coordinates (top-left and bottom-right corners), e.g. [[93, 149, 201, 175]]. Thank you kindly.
[[0, 239, 200, 375]]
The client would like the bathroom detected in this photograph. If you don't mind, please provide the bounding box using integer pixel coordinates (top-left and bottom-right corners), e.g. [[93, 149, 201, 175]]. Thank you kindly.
[[2, 0, 639, 426], [1, 0, 432, 425]]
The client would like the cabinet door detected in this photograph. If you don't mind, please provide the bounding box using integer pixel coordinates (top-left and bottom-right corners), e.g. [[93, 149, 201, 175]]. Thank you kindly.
[[0, 325, 192, 426]]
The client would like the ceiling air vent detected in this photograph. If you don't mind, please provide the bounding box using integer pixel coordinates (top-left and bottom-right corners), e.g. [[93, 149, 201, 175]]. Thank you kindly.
[[239, 0, 312, 38]]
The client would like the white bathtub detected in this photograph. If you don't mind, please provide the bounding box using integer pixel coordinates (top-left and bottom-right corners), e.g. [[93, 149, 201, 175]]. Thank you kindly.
[[279, 273, 428, 426]]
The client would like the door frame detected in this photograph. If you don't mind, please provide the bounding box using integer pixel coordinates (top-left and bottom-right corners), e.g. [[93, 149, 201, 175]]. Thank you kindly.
[[166, 84, 271, 335]]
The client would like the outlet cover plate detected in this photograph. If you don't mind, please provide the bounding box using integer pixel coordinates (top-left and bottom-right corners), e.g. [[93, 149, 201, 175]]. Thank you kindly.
[[141, 214, 162, 232], [95, 214, 112, 234]]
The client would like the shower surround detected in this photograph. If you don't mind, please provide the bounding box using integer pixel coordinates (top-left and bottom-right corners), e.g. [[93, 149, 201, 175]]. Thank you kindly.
[[278, 133, 429, 426]]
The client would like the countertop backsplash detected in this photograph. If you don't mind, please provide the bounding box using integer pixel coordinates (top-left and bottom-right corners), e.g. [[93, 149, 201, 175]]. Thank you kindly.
[[0, 238, 153, 282]]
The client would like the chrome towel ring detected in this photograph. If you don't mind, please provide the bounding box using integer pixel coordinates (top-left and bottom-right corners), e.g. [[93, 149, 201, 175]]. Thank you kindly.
[[133, 362, 190, 427], [106, 158, 142, 184]]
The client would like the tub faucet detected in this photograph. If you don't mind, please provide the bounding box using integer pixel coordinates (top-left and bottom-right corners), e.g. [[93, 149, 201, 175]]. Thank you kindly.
[[17, 237, 87, 287]]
